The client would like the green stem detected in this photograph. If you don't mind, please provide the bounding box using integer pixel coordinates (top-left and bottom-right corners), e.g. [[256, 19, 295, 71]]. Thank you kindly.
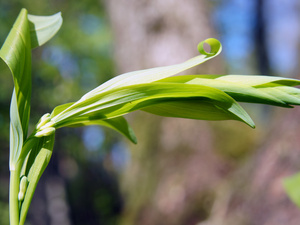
[[9, 138, 35, 225], [9, 170, 20, 225]]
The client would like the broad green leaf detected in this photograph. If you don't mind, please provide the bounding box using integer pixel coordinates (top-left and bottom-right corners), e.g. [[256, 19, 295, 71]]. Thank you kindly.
[[0, 9, 32, 139], [0, 9, 62, 168], [51, 102, 137, 143], [283, 173, 300, 208], [28, 12, 63, 49], [81, 38, 222, 100], [260, 86, 300, 106], [19, 134, 55, 225], [157, 75, 300, 107], [142, 99, 245, 121], [50, 82, 255, 129], [50, 102, 75, 118], [214, 75, 300, 87], [65, 116, 137, 144], [0, 9, 32, 169], [1, 9, 62, 224], [98, 118, 137, 144]]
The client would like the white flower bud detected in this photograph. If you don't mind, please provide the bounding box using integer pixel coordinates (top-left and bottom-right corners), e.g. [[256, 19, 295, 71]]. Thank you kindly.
[[18, 176, 28, 201], [35, 114, 56, 137], [36, 113, 51, 130], [39, 121, 55, 130], [35, 127, 56, 137]]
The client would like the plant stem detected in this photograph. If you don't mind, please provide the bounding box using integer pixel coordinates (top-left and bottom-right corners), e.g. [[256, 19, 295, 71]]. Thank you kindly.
[[9, 170, 20, 225]]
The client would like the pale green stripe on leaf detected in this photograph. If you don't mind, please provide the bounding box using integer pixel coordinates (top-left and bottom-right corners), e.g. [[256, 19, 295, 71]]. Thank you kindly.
[[261, 87, 300, 106], [214, 75, 300, 87], [9, 90, 24, 170], [157, 75, 300, 107]]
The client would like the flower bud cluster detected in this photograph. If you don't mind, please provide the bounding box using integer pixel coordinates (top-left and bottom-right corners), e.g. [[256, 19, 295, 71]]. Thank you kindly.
[[35, 113, 56, 137]]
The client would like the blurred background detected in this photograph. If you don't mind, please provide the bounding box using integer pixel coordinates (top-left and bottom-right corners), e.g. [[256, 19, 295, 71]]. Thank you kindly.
[[1, 0, 300, 224]]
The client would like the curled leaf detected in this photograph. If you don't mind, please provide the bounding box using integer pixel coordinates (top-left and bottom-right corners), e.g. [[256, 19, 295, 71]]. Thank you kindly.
[[81, 38, 222, 99]]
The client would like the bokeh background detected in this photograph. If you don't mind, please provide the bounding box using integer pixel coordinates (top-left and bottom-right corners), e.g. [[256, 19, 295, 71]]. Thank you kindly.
[[1, 0, 300, 224]]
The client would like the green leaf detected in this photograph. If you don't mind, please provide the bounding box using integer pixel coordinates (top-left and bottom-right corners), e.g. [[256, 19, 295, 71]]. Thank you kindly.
[[81, 38, 222, 99], [260, 86, 300, 106], [9, 90, 24, 170], [142, 99, 243, 121], [283, 173, 300, 208], [50, 102, 75, 118], [0, 9, 62, 224], [98, 118, 137, 144], [0, 9, 32, 140], [65, 116, 137, 144], [215, 75, 300, 87], [51, 102, 137, 143], [19, 134, 55, 225], [51, 82, 255, 129], [28, 12, 63, 49], [157, 75, 300, 107], [0, 9, 62, 168], [0, 9, 32, 169]]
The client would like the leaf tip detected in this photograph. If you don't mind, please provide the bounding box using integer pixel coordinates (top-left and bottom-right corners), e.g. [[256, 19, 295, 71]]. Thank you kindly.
[[197, 38, 222, 57]]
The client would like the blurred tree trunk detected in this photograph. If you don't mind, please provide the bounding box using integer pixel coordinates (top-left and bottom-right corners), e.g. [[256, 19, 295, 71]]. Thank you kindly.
[[104, 1, 257, 225]]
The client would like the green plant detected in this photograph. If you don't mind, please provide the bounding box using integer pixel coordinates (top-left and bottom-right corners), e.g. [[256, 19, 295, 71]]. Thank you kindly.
[[2, 9, 300, 224]]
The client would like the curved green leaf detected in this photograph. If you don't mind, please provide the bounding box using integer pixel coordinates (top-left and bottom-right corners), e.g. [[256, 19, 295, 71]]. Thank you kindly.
[[0, 9, 32, 139], [9, 91, 24, 170], [81, 38, 222, 100], [0, 9, 62, 168], [19, 134, 55, 225], [28, 12, 63, 49], [0, 9, 32, 169], [142, 99, 244, 121], [157, 75, 300, 107], [51, 82, 255, 129], [65, 116, 137, 144], [1, 9, 62, 225], [214, 75, 300, 87], [50, 102, 75, 118], [51, 102, 137, 143]]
